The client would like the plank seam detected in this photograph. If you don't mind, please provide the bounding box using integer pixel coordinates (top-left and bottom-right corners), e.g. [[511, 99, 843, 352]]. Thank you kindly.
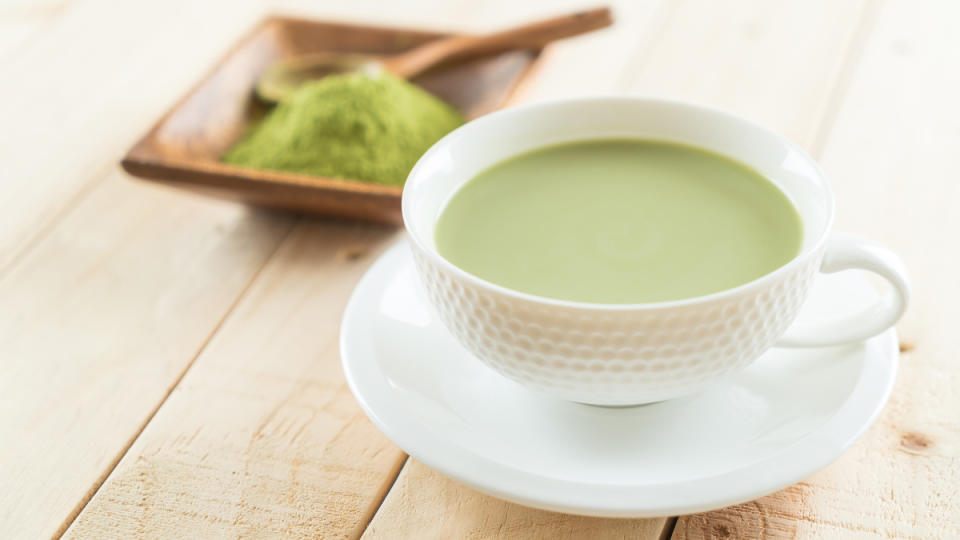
[[614, 0, 686, 91], [809, 0, 885, 158], [50, 216, 300, 540], [661, 516, 678, 540], [354, 455, 410, 539]]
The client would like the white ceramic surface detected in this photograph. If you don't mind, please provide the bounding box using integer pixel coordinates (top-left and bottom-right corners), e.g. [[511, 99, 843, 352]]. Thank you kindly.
[[340, 241, 899, 517], [402, 97, 910, 405]]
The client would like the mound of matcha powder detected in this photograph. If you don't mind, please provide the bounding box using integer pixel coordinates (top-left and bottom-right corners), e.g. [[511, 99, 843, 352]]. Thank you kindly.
[[223, 71, 464, 186]]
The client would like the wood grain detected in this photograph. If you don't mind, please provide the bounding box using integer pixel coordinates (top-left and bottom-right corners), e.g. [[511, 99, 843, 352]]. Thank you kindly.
[[360, 0, 872, 537], [619, 0, 869, 145], [0, 174, 294, 539], [674, 0, 960, 537], [0, 0, 267, 273], [363, 460, 667, 540], [46, 217, 408, 539], [62, 222, 403, 540], [0, 0, 66, 61], [508, 0, 664, 102], [0, 2, 316, 538]]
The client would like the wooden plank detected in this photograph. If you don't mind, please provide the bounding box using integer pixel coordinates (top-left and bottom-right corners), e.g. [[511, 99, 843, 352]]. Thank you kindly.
[[506, 0, 666, 101], [61, 222, 403, 539], [363, 460, 668, 540], [0, 0, 267, 272], [619, 0, 869, 145], [0, 0, 66, 61], [673, 0, 960, 537], [0, 2, 314, 538], [0, 173, 293, 539]]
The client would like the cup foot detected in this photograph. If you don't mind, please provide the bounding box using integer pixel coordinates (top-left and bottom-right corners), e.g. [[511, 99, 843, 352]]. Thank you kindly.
[[574, 400, 667, 408]]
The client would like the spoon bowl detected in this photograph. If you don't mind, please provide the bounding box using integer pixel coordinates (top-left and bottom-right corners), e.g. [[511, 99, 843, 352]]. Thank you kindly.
[[255, 52, 376, 103]]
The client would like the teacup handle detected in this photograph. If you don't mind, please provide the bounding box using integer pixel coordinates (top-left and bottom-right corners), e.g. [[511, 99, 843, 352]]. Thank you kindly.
[[776, 232, 911, 347]]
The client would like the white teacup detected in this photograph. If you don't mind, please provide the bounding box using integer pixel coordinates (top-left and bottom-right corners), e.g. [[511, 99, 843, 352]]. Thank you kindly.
[[402, 97, 910, 406]]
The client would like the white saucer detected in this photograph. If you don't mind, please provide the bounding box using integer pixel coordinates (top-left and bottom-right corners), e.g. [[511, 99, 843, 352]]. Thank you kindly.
[[340, 241, 898, 517]]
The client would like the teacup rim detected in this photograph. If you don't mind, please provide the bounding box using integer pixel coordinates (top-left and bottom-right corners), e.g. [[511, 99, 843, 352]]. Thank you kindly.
[[402, 95, 836, 311]]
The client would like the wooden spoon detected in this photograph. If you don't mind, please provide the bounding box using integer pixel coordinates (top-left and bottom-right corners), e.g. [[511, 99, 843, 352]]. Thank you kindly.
[[256, 6, 613, 103]]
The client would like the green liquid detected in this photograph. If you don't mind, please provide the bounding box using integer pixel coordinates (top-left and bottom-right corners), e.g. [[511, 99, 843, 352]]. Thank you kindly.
[[434, 139, 803, 304]]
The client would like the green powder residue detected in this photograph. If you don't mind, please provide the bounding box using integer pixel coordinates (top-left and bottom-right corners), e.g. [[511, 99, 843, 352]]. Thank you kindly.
[[222, 71, 465, 186]]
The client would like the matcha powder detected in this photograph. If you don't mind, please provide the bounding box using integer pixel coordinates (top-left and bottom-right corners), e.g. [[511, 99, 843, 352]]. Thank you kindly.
[[223, 71, 465, 186]]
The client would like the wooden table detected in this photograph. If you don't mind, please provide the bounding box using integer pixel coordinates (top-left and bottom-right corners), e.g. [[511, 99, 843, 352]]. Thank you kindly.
[[2, 0, 957, 538]]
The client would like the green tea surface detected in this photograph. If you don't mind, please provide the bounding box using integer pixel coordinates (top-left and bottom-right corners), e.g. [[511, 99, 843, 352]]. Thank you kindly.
[[435, 139, 803, 304]]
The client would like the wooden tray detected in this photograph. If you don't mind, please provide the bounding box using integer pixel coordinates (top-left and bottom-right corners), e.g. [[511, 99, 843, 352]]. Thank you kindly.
[[122, 16, 542, 225]]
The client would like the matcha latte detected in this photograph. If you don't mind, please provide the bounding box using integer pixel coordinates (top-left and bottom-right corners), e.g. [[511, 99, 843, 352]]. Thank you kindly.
[[434, 139, 803, 304]]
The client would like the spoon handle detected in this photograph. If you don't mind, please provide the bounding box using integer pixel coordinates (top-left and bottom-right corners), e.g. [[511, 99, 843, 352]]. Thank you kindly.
[[380, 6, 613, 79]]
